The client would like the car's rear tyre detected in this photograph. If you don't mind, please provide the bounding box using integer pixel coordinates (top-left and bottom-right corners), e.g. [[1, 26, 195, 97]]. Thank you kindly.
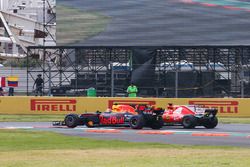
[[150, 117, 164, 129], [129, 115, 145, 129], [65, 114, 79, 128], [182, 115, 197, 129], [204, 117, 218, 129]]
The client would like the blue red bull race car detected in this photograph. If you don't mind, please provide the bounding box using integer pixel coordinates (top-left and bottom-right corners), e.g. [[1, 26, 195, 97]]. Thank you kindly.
[[53, 104, 164, 129]]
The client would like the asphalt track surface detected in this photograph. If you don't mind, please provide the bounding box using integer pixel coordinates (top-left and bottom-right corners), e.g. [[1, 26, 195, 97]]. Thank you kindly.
[[1, 122, 250, 147], [58, 0, 250, 45]]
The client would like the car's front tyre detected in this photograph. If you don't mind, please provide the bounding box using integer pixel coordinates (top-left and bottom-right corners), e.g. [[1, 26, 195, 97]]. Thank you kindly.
[[182, 115, 197, 129], [65, 114, 79, 128]]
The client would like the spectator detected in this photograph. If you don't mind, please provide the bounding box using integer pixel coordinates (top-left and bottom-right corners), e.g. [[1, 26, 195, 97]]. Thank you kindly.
[[0, 87, 4, 96], [8, 87, 14, 96], [126, 83, 138, 97], [33, 74, 44, 96]]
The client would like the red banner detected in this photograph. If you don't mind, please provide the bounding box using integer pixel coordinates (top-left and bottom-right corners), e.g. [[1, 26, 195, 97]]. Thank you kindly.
[[0, 77, 6, 87]]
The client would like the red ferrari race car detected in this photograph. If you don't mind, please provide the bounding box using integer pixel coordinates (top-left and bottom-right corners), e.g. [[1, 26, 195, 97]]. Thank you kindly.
[[53, 104, 164, 129], [162, 103, 218, 129]]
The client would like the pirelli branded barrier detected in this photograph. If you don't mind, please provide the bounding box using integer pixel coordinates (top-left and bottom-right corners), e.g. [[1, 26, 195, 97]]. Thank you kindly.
[[0, 97, 249, 117]]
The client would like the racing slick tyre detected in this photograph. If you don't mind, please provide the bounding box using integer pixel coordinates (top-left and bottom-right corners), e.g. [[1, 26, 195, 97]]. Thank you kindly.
[[150, 117, 164, 129], [129, 115, 145, 129], [204, 116, 218, 129], [182, 115, 197, 129], [64, 114, 80, 128]]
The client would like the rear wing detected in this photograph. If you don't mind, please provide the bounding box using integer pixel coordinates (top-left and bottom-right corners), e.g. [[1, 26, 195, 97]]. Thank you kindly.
[[204, 108, 218, 116]]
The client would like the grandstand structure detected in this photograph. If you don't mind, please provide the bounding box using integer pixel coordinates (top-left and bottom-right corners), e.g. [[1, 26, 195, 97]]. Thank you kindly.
[[0, 0, 55, 60], [27, 46, 250, 98]]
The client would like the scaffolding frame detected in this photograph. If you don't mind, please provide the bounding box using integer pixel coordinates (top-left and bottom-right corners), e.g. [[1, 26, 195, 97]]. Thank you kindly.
[[43, 0, 56, 46], [27, 46, 250, 97]]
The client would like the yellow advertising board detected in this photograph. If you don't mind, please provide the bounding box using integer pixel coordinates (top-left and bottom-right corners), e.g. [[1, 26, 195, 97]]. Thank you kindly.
[[0, 96, 249, 117]]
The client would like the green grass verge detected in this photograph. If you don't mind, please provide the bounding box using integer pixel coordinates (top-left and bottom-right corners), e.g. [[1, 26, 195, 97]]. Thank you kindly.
[[0, 129, 165, 151], [0, 114, 250, 124], [219, 117, 250, 124], [0, 130, 249, 167], [0, 129, 245, 151], [57, 5, 110, 45]]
